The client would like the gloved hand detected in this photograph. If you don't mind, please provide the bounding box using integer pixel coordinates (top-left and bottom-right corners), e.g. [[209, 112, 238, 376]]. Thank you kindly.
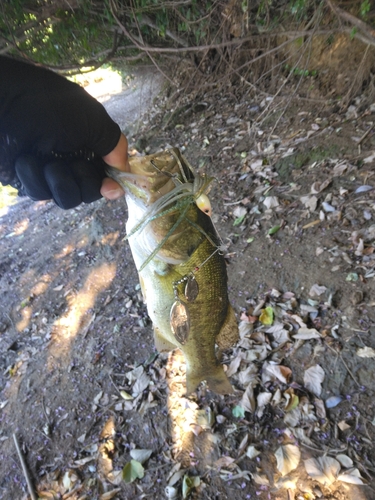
[[0, 56, 129, 208], [15, 154, 106, 209]]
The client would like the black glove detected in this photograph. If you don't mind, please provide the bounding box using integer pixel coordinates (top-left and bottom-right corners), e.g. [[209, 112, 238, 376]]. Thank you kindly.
[[15, 154, 106, 209]]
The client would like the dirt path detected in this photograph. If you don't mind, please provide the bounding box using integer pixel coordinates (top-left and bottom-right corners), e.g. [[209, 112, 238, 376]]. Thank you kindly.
[[0, 70, 375, 500]]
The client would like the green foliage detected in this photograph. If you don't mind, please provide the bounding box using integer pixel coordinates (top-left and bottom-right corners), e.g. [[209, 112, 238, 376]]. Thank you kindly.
[[0, 0, 115, 67], [360, 0, 371, 19], [284, 63, 317, 77]]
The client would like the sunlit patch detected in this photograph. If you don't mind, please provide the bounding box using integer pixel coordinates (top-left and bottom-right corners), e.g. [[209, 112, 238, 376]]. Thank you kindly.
[[70, 67, 123, 103], [16, 305, 32, 332], [54, 244, 75, 260], [31, 274, 52, 296], [166, 349, 196, 460], [77, 236, 89, 249], [13, 218, 29, 235], [48, 262, 116, 362], [101, 231, 120, 245]]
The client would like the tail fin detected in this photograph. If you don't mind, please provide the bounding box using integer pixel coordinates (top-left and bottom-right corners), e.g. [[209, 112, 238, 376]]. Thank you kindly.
[[186, 364, 234, 395]]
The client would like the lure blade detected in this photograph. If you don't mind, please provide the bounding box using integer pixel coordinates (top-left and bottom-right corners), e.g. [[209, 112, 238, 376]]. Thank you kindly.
[[170, 300, 190, 344], [185, 276, 199, 302]]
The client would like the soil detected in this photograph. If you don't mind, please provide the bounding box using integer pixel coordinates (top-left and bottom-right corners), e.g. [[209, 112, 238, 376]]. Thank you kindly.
[[1, 64, 375, 500]]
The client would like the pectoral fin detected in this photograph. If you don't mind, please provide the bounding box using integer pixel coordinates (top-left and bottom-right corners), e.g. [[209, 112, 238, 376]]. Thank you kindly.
[[153, 326, 177, 352]]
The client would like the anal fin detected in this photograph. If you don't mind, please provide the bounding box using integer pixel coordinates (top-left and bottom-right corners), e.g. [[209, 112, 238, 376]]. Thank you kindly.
[[153, 326, 177, 352]]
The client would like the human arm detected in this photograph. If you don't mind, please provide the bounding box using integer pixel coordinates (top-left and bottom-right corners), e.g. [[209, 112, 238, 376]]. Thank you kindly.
[[0, 55, 129, 208]]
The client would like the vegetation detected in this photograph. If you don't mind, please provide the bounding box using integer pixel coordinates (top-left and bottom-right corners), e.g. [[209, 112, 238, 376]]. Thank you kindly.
[[1, 1, 375, 107], [1, 1, 374, 70]]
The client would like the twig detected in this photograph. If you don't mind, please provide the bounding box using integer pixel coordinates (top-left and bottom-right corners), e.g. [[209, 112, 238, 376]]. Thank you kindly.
[[357, 122, 375, 146], [325, 343, 361, 388], [12, 433, 37, 500]]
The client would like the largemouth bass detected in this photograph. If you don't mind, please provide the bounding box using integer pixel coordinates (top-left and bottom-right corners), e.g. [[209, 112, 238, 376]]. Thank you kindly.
[[108, 149, 238, 395]]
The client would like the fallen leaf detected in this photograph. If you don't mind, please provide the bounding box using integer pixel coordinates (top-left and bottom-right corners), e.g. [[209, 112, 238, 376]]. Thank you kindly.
[[336, 454, 353, 468], [268, 225, 281, 235], [257, 392, 272, 408], [304, 365, 325, 397], [311, 179, 331, 194], [338, 420, 351, 431], [263, 196, 279, 209], [309, 284, 327, 297], [259, 306, 274, 325], [337, 468, 365, 485], [301, 195, 318, 212], [356, 346, 375, 358], [130, 449, 152, 464], [262, 362, 292, 384], [293, 327, 321, 340], [304, 456, 340, 486], [275, 444, 301, 476], [120, 390, 133, 400], [240, 382, 256, 413], [214, 456, 235, 469], [325, 396, 343, 408], [232, 405, 246, 418], [182, 475, 200, 499], [355, 185, 373, 193], [246, 446, 260, 459], [100, 489, 121, 500], [252, 474, 270, 485], [122, 460, 144, 483]]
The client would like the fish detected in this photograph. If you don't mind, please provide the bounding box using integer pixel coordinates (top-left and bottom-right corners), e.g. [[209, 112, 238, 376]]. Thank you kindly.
[[108, 148, 238, 395]]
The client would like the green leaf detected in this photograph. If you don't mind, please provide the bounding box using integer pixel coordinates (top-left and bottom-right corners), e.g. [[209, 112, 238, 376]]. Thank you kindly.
[[346, 273, 359, 282], [268, 225, 280, 235], [259, 306, 274, 325], [182, 475, 200, 499], [233, 214, 246, 226], [122, 460, 144, 483], [232, 405, 245, 418]]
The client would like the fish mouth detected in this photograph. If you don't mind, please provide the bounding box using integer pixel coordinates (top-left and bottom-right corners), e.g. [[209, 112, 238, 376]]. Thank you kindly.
[[108, 148, 192, 207]]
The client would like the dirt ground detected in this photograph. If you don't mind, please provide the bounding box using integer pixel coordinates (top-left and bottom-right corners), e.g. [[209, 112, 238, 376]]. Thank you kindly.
[[1, 65, 375, 500]]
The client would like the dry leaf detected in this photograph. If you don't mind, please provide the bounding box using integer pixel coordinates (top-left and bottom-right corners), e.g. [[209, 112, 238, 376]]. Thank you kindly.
[[132, 371, 150, 396], [275, 444, 301, 476], [311, 179, 331, 194], [263, 196, 279, 209], [130, 449, 152, 464], [309, 284, 327, 297], [301, 195, 318, 212], [293, 327, 321, 340], [241, 382, 256, 413], [338, 420, 351, 431], [304, 456, 340, 486], [356, 346, 375, 358], [337, 468, 365, 485], [336, 454, 353, 468], [100, 489, 121, 500], [246, 446, 260, 459], [257, 392, 272, 408], [304, 365, 325, 397], [214, 456, 235, 469], [252, 474, 270, 485], [262, 362, 292, 384]]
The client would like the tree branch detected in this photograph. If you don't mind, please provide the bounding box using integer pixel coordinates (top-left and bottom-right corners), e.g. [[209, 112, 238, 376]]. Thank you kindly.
[[326, 0, 375, 44]]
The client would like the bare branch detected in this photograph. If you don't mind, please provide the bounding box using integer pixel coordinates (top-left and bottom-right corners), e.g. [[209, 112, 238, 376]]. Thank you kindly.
[[326, 0, 375, 44]]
